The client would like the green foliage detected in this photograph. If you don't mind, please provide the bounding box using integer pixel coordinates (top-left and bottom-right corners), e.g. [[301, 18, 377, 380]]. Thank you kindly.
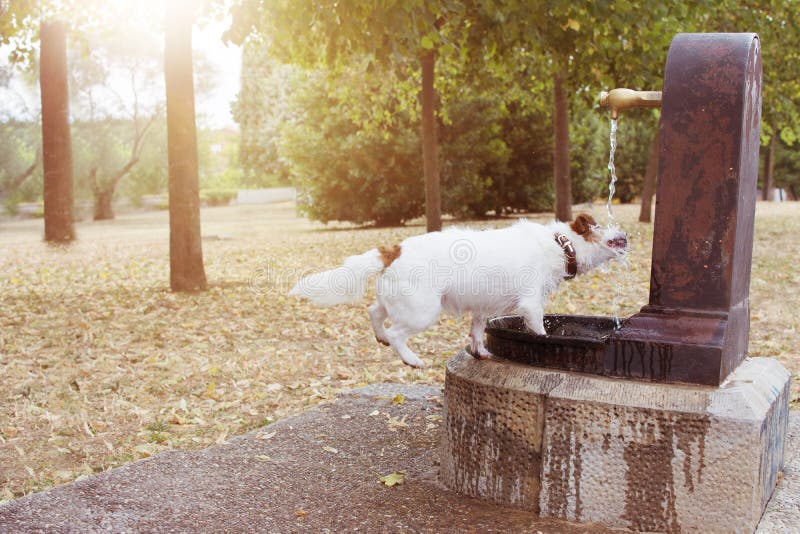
[[439, 92, 509, 218], [232, 42, 295, 187], [773, 140, 800, 199], [0, 120, 41, 206], [72, 120, 131, 200], [570, 107, 659, 205], [610, 111, 659, 203], [439, 79, 556, 217], [279, 68, 424, 226], [701, 1, 800, 147], [120, 122, 169, 204], [198, 128, 241, 190], [201, 189, 237, 206]]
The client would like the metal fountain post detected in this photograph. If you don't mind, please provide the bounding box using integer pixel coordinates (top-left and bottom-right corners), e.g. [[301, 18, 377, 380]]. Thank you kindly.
[[440, 33, 790, 533], [602, 33, 762, 386]]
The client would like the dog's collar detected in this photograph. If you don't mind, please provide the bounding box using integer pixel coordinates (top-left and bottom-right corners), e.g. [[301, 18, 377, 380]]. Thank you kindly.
[[555, 234, 577, 280]]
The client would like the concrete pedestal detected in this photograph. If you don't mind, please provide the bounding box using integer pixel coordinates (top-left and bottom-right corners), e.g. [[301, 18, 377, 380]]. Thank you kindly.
[[440, 351, 790, 533]]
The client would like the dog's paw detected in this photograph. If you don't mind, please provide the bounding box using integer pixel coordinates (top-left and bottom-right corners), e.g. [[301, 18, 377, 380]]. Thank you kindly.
[[524, 320, 547, 336], [375, 336, 390, 347], [401, 355, 425, 368], [468, 347, 492, 360]]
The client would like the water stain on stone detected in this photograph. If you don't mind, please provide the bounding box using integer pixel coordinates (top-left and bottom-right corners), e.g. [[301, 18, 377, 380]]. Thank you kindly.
[[440, 365, 547, 512], [544, 402, 584, 521], [621, 411, 711, 533]]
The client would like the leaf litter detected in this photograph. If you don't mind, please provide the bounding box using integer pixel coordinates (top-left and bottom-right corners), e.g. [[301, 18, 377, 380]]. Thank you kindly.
[[0, 202, 798, 501]]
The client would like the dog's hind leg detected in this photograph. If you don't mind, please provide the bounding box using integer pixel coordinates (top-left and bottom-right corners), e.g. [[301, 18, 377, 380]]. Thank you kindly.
[[368, 301, 390, 346], [384, 294, 441, 368], [469, 314, 492, 359], [385, 325, 425, 368]]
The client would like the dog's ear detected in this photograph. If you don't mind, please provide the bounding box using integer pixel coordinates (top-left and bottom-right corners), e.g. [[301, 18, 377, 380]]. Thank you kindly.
[[570, 213, 597, 237]]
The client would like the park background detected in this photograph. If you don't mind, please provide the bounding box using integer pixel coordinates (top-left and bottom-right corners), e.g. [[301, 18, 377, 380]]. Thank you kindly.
[[1, 0, 798, 502]]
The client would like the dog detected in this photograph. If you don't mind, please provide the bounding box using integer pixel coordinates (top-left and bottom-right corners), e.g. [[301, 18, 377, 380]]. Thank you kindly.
[[289, 213, 627, 368]]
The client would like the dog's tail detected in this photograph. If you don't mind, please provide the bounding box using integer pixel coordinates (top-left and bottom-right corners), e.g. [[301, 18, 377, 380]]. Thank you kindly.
[[288, 249, 385, 306]]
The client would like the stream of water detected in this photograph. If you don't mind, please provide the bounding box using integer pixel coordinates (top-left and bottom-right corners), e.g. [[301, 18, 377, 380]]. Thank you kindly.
[[606, 118, 619, 221], [606, 117, 624, 329]]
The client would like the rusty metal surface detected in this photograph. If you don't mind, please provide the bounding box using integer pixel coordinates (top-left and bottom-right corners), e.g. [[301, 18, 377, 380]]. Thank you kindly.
[[649, 33, 761, 313], [487, 33, 762, 386], [486, 315, 612, 374], [630, 32, 762, 384]]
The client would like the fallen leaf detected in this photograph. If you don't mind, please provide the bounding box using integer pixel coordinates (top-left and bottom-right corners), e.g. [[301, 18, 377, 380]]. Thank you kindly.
[[295, 509, 307, 517], [386, 415, 408, 431], [391, 394, 405, 405], [380, 472, 405, 487]]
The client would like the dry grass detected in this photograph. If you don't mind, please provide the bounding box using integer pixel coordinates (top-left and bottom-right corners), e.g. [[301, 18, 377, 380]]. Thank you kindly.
[[1, 201, 798, 501]]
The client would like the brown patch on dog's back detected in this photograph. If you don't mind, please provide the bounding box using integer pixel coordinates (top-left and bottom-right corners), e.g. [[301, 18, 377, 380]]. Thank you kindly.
[[378, 244, 402, 268], [570, 213, 600, 242]]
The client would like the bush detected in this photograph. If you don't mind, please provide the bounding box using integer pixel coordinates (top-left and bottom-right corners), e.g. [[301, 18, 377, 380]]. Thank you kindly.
[[279, 69, 424, 226], [201, 189, 237, 207], [439, 93, 510, 218], [264, 58, 659, 225]]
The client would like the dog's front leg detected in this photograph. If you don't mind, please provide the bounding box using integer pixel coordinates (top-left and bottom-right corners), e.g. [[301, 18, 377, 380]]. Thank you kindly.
[[518, 296, 547, 336], [468, 314, 492, 359]]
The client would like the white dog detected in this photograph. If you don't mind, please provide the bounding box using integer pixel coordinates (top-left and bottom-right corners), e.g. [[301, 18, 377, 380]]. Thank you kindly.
[[289, 213, 627, 368]]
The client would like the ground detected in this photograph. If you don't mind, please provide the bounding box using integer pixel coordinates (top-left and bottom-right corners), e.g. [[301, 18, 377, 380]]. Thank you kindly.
[[0, 202, 797, 501]]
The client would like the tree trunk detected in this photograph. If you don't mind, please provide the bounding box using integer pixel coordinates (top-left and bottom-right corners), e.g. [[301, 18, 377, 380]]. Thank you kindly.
[[39, 21, 75, 243], [553, 70, 571, 222], [638, 130, 660, 223], [93, 189, 114, 220], [762, 134, 775, 201], [420, 49, 441, 233], [165, 0, 206, 291]]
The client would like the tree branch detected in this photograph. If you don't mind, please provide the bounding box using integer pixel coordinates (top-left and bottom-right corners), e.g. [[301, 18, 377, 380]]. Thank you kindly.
[[106, 113, 157, 192], [1, 147, 40, 196]]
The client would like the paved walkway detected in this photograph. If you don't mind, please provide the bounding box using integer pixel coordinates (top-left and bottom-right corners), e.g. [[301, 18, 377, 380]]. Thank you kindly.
[[0, 384, 797, 533]]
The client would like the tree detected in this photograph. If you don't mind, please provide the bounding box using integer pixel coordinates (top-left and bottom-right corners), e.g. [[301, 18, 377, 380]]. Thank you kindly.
[[738, 3, 800, 201], [87, 115, 156, 219], [552, 69, 571, 221], [228, 1, 482, 232], [420, 41, 441, 231], [514, 2, 679, 221], [39, 20, 75, 243], [165, 0, 206, 291], [69, 30, 163, 220]]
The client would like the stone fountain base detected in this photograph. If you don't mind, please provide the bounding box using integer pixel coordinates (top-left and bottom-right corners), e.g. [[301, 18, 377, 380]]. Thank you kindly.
[[440, 351, 790, 533]]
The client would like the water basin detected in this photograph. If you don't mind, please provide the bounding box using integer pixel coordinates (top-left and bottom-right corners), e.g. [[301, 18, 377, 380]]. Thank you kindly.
[[486, 314, 620, 374]]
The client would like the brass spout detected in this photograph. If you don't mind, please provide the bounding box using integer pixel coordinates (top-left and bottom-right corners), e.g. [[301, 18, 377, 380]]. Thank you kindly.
[[599, 88, 662, 119]]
